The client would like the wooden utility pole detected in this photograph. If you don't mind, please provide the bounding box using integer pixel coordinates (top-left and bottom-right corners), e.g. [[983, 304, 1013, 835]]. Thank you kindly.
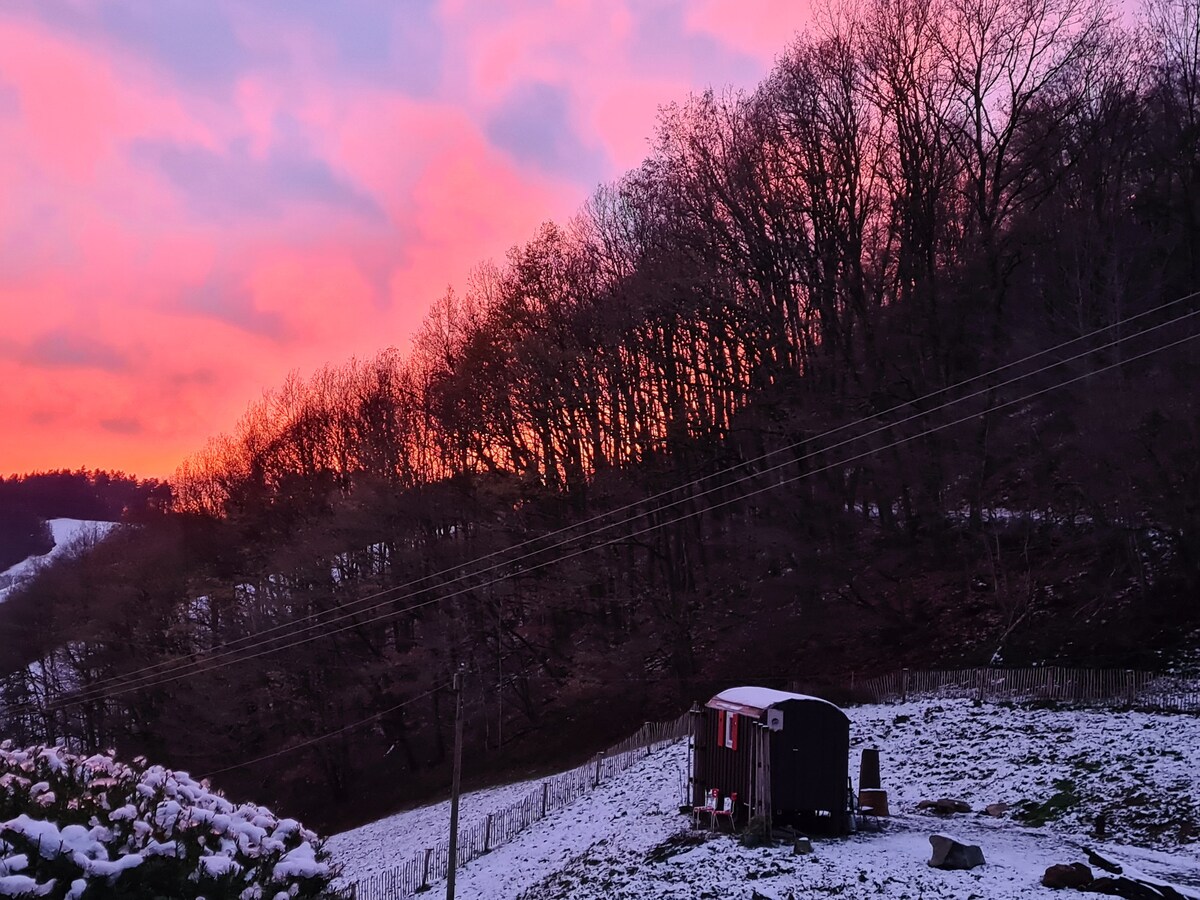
[[446, 668, 465, 900], [497, 592, 503, 750]]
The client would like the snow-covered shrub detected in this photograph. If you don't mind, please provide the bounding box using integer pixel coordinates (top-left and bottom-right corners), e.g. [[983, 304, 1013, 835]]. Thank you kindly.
[[0, 741, 335, 899]]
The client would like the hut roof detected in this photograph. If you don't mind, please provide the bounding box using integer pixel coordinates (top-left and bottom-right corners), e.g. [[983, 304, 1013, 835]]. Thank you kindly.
[[707, 686, 846, 718]]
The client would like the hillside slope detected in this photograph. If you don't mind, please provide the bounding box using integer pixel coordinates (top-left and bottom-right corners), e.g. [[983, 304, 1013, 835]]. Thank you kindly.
[[327, 698, 1200, 899], [0, 518, 118, 604]]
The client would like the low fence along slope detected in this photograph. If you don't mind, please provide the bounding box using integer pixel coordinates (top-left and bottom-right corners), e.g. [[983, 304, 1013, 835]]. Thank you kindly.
[[344, 716, 690, 900], [852, 667, 1200, 711]]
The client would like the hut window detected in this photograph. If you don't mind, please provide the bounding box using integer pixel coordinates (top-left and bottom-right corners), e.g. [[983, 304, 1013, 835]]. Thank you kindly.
[[719, 711, 738, 750]]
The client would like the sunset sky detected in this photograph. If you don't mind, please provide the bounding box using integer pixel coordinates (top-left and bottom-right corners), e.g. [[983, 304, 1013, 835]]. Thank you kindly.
[[0, 1, 813, 481]]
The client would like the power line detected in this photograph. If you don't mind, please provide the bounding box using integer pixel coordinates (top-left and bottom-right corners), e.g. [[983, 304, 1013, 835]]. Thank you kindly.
[[28, 310, 1200, 716], [198, 682, 450, 779], [33, 287, 1200, 706], [161, 634, 717, 784], [200, 664, 542, 779], [28, 303, 1200, 714]]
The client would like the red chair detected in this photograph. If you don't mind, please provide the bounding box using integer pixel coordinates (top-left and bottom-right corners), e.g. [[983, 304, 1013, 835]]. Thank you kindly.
[[692, 788, 719, 828], [712, 791, 737, 830]]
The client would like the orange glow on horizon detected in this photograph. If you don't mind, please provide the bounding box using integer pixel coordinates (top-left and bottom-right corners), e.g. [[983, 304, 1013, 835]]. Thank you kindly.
[[0, 2, 813, 481]]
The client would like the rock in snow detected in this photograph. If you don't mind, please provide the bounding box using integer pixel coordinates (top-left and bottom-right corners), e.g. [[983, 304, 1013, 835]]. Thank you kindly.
[[928, 833, 986, 869], [918, 798, 973, 814], [1043, 862, 1094, 888], [1086, 875, 1192, 899]]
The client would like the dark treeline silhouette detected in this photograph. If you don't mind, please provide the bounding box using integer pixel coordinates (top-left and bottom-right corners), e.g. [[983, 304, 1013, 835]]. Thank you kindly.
[[0, 470, 171, 569], [1, 0, 1198, 833], [0, 512, 52, 573]]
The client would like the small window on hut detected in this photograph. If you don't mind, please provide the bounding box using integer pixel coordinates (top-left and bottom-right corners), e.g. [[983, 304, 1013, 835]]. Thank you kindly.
[[717, 710, 738, 749]]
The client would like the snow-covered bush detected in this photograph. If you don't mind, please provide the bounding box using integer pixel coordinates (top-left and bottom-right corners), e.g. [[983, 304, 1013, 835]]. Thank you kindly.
[[0, 741, 335, 899]]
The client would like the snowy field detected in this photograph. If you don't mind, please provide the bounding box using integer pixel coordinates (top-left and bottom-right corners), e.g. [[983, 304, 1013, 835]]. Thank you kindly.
[[324, 770, 559, 884], [327, 698, 1200, 899], [0, 518, 117, 604]]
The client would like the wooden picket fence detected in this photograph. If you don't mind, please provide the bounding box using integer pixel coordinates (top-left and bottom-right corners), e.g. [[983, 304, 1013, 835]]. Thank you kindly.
[[852, 667, 1200, 711], [341, 716, 690, 900]]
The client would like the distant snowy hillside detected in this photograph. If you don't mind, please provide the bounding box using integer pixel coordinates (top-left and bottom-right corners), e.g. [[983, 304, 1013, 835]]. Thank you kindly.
[[328, 699, 1200, 899], [0, 518, 118, 603]]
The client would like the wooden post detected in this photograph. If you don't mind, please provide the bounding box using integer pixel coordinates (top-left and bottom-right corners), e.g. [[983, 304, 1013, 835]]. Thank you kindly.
[[687, 701, 703, 808], [484, 814, 493, 853], [760, 725, 772, 842], [747, 723, 756, 822], [594, 752, 603, 787], [901, 668, 909, 703], [541, 781, 549, 817], [421, 848, 432, 890], [446, 669, 465, 900]]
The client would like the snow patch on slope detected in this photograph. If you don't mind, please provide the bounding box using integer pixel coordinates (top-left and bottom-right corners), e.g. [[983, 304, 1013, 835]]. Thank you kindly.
[[0, 518, 118, 603]]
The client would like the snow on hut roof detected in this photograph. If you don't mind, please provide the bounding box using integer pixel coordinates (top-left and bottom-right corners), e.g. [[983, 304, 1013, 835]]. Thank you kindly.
[[707, 686, 846, 718]]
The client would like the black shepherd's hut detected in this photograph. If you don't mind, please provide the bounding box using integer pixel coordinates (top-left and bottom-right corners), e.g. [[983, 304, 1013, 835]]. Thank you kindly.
[[691, 686, 851, 834]]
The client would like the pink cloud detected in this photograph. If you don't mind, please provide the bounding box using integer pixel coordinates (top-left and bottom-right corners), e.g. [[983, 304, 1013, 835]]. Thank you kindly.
[[684, 0, 815, 59], [0, 1, 814, 480], [0, 18, 210, 180]]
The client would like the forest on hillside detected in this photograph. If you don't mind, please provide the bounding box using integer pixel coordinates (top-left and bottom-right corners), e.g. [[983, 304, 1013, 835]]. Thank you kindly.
[[0, 470, 170, 570], [1, 0, 1198, 831]]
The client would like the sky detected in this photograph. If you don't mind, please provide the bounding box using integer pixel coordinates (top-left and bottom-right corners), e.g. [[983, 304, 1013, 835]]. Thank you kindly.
[[0, 0, 813, 481]]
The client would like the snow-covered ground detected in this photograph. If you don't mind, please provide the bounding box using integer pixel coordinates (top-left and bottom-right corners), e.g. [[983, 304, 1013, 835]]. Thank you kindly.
[[327, 698, 1200, 899], [0, 518, 118, 603], [325, 770, 561, 884]]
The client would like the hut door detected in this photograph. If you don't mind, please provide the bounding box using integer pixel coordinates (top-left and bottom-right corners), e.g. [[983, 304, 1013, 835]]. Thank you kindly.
[[757, 725, 772, 825]]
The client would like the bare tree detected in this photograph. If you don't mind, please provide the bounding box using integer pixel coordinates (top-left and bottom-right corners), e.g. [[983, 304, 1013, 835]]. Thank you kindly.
[[936, 0, 1111, 307]]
